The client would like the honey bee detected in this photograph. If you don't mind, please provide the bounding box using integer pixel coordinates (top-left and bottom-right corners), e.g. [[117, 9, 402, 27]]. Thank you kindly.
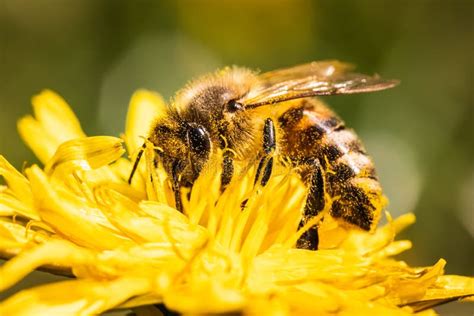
[[128, 60, 399, 250]]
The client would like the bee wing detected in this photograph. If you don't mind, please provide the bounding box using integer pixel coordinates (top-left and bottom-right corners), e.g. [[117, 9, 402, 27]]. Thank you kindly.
[[241, 60, 399, 109], [257, 60, 355, 85]]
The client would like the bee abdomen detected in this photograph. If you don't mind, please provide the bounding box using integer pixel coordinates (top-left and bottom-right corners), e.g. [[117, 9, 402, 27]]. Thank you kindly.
[[323, 130, 383, 230], [329, 176, 383, 230], [278, 99, 384, 231]]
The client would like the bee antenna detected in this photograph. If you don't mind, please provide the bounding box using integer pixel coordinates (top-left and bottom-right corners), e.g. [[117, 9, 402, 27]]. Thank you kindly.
[[128, 141, 147, 184]]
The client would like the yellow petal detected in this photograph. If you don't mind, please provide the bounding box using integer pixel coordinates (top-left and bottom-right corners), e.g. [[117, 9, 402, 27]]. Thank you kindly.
[[341, 213, 416, 256], [0, 192, 30, 219], [26, 165, 134, 250], [31, 90, 85, 141], [0, 156, 37, 219], [0, 218, 48, 248], [95, 187, 207, 246], [0, 219, 30, 253], [17, 115, 60, 164], [164, 280, 245, 315], [18, 90, 86, 163], [0, 239, 93, 291], [421, 275, 474, 301], [0, 277, 151, 316], [385, 259, 447, 305], [44, 136, 125, 175], [125, 90, 167, 154]]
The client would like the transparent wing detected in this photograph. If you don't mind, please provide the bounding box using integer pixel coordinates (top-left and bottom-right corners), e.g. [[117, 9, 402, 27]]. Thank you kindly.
[[256, 60, 354, 86], [241, 60, 399, 109]]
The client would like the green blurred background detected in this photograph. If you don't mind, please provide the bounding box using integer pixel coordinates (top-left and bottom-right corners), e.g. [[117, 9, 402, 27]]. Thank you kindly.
[[0, 0, 472, 314]]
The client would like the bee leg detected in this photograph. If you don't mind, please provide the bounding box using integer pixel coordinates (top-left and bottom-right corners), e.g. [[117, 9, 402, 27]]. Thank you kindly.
[[254, 118, 276, 187], [220, 150, 234, 191], [128, 142, 147, 184], [296, 159, 325, 250], [254, 159, 266, 186], [171, 161, 183, 213]]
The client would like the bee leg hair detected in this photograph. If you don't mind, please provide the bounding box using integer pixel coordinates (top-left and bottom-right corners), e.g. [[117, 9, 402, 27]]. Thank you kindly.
[[220, 150, 234, 191], [171, 161, 183, 212], [254, 118, 276, 187], [296, 159, 325, 250]]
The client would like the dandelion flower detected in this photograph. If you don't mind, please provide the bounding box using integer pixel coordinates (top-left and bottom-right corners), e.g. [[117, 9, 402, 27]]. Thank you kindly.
[[0, 89, 473, 315]]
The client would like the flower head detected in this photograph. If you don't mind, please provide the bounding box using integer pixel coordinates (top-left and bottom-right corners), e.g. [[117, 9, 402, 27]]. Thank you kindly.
[[0, 90, 472, 315]]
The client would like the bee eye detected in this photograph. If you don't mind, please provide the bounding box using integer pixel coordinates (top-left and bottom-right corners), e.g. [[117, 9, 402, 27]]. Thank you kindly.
[[187, 125, 211, 154], [226, 99, 244, 113]]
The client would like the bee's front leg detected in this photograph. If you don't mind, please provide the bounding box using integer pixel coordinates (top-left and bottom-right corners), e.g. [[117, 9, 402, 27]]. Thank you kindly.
[[171, 161, 183, 212], [220, 150, 234, 192], [254, 118, 276, 186], [296, 158, 325, 250]]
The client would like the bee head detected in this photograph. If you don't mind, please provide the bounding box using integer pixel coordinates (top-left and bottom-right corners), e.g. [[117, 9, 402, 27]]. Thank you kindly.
[[148, 67, 258, 187], [148, 115, 212, 187]]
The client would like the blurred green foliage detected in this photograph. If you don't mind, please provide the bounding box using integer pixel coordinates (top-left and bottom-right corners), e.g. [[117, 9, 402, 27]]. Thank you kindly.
[[0, 0, 472, 301]]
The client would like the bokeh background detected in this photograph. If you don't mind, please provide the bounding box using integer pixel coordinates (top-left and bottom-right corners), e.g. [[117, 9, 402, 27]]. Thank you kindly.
[[0, 0, 472, 314]]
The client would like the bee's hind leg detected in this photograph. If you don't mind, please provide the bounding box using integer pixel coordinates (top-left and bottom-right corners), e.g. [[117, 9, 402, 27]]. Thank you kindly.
[[296, 159, 325, 250], [254, 118, 276, 187]]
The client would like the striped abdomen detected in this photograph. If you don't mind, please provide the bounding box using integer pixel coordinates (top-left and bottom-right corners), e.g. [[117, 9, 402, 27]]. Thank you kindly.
[[278, 99, 383, 231]]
